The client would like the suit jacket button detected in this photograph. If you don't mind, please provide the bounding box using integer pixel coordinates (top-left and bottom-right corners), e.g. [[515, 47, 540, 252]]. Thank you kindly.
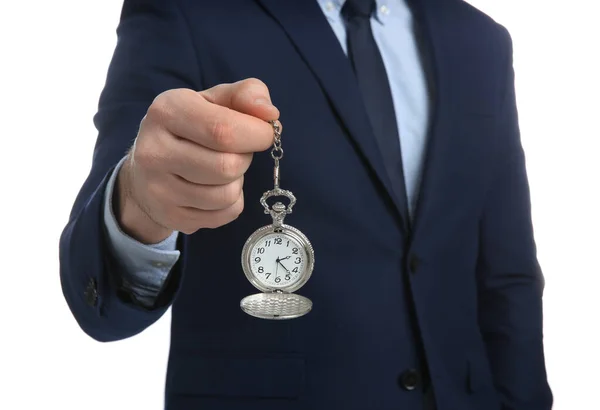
[[399, 369, 419, 391], [408, 254, 420, 274], [84, 277, 98, 307]]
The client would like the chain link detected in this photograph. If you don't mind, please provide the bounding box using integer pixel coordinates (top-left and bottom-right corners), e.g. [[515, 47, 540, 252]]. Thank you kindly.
[[269, 120, 284, 160]]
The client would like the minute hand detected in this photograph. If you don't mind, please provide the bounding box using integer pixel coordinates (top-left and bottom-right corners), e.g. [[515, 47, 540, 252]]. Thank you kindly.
[[277, 260, 291, 273]]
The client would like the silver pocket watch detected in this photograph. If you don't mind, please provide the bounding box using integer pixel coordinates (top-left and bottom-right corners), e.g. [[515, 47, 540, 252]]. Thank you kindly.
[[240, 121, 315, 320]]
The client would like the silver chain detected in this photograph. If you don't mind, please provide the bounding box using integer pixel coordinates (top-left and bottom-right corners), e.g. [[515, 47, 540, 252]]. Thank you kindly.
[[260, 119, 297, 225], [269, 120, 283, 189]]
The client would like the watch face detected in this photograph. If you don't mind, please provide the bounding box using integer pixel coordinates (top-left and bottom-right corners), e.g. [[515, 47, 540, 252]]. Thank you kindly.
[[249, 232, 308, 290]]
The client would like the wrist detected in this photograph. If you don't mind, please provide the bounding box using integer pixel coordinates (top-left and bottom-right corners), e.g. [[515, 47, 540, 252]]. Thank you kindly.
[[115, 159, 174, 245]]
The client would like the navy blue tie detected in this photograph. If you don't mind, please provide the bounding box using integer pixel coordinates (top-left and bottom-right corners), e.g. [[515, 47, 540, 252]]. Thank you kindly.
[[342, 0, 409, 224]]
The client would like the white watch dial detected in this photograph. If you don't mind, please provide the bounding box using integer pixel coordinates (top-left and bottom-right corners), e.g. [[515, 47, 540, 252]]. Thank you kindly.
[[249, 232, 307, 289]]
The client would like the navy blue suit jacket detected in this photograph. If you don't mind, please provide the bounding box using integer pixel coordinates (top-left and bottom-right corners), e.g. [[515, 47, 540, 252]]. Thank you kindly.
[[59, 0, 552, 409]]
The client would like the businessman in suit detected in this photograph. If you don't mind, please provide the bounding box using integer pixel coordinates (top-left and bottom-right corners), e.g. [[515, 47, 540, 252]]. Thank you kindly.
[[59, 0, 552, 408]]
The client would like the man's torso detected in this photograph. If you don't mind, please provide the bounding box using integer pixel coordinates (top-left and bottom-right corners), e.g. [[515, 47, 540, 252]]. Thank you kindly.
[[158, 1, 508, 408]]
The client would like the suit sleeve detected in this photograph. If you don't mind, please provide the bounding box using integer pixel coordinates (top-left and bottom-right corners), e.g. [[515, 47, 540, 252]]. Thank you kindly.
[[102, 156, 180, 308], [59, 0, 201, 342], [476, 28, 553, 409]]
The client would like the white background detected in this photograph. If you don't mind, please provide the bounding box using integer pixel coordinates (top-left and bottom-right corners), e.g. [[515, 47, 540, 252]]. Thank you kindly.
[[1, 1, 598, 409]]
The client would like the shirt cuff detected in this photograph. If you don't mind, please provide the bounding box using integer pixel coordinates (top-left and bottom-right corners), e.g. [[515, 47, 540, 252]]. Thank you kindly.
[[103, 156, 180, 301]]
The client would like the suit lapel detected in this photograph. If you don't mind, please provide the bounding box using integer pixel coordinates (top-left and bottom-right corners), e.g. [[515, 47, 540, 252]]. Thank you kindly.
[[407, 0, 459, 242], [256, 0, 410, 233]]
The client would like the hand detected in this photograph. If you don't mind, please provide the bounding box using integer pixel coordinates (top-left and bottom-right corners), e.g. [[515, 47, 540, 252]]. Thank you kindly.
[[116, 78, 280, 244], [276, 257, 291, 274]]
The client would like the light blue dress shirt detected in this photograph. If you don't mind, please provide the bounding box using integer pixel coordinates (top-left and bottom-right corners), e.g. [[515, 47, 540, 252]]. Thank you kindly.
[[103, 0, 430, 306]]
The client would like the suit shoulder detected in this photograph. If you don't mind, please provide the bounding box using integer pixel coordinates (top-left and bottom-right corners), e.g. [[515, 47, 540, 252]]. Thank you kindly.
[[430, 0, 512, 65], [451, 1, 512, 48]]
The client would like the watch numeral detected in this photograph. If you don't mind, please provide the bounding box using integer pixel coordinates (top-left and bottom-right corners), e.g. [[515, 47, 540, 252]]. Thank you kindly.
[[285, 274, 291, 281], [275, 277, 281, 283], [295, 257, 301, 264], [255, 257, 261, 263], [292, 248, 298, 254], [258, 266, 264, 273], [265, 272, 271, 279], [286, 240, 290, 247], [265, 240, 271, 247], [257, 248, 265, 254], [274, 238, 282, 245], [292, 267, 298, 273]]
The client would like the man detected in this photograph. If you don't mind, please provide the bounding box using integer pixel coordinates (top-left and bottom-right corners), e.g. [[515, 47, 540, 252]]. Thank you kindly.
[[59, 0, 553, 408]]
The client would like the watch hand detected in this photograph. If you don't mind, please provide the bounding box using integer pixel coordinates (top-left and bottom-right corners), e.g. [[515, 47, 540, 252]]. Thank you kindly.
[[278, 260, 291, 274], [275, 259, 279, 278], [279, 256, 291, 261]]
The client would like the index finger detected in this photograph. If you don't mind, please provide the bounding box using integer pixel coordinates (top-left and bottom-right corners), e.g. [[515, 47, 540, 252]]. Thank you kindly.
[[162, 89, 277, 154]]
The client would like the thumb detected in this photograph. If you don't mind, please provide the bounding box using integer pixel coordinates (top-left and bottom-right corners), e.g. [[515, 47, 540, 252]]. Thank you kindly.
[[199, 78, 280, 122]]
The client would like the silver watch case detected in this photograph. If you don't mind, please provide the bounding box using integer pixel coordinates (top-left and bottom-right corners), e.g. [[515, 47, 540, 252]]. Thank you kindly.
[[240, 224, 315, 319]]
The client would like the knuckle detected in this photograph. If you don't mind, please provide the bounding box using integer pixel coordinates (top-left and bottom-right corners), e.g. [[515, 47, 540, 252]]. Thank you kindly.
[[210, 117, 235, 149], [229, 193, 244, 218], [218, 153, 243, 180], [147, 93, 172, 124], [243, 77, 268, 93], [133, 141, 159, 170], [230, 200, 244, 220], [219, 181, 242, 207], [148, 89, 191, 126], [205, 198, 243, 229]]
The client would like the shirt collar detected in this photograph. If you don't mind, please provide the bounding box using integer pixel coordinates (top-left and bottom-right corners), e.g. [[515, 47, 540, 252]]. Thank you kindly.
[[316, 0, 393, 25]]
